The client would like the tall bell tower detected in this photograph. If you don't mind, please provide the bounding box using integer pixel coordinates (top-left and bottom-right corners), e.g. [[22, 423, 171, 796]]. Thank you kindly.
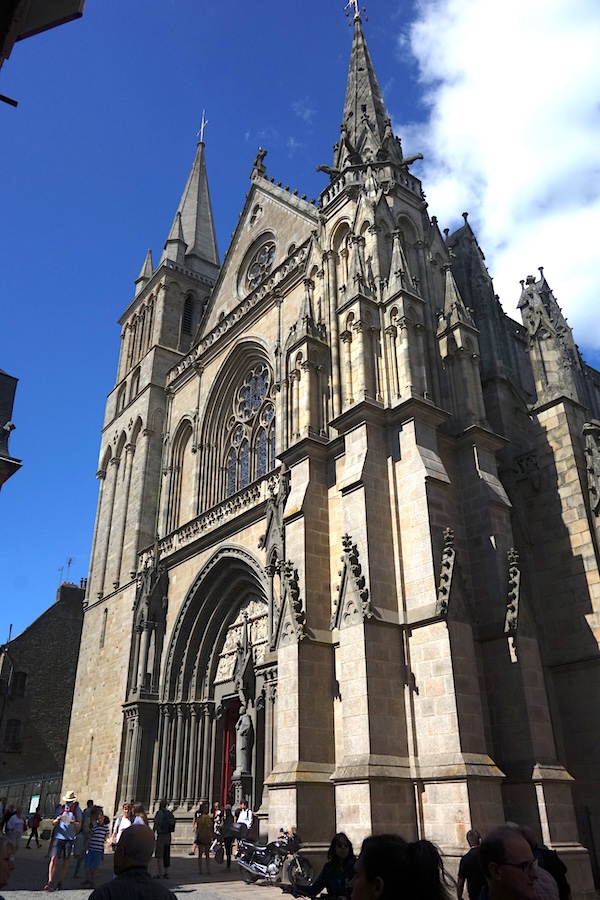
[[87, 140, 219, 603]]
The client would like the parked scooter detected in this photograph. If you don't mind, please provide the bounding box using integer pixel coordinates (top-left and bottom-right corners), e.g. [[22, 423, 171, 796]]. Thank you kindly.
[[236, 828, 313, 885]]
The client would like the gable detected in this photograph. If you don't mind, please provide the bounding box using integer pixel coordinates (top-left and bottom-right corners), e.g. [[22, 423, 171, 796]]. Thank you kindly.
[[199, 179, 318, 338]]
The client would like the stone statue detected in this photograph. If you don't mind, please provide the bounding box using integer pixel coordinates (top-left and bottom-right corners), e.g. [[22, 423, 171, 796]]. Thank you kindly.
[[235, 705, 254, 774]]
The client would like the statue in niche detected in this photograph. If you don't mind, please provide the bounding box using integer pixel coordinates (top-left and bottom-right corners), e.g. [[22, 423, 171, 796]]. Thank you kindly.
[[235, 705, 254, 775]]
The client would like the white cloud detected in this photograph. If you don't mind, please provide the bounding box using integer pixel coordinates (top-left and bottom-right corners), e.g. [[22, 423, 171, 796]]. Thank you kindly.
[[292, 98, 315, 125], [397, 0, 600, 353]]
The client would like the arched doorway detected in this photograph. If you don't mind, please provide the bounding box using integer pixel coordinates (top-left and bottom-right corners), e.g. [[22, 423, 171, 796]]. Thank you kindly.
[[154, 546, 276, 815]]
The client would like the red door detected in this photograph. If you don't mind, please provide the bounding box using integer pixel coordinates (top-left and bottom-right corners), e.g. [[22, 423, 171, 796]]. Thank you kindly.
[[221, 699, 240, 807]]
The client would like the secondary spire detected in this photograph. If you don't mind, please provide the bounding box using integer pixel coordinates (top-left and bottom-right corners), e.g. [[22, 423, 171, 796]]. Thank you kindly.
[[160, 126, 220, 279]]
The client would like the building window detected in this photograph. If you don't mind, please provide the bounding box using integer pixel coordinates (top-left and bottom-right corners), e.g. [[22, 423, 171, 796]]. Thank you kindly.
[[182, 295, 195, 335], [116, 384, 126, 414], [129, 368, 141, 402], [223, 364, 276, 497], [11, 672, 26, 697], [246, 241, 276, 291], [5, 719, 21, 748]]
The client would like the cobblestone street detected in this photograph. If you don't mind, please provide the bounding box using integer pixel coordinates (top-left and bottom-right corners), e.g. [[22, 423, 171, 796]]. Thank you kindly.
[[4, 844, 279, 900]]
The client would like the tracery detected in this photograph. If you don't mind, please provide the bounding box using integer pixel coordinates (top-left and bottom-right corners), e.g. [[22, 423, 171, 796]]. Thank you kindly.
[[224, 364, 276, 497]]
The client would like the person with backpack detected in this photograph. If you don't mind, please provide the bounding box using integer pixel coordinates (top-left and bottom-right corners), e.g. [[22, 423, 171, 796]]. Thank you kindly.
[[26, 808, 42, 849], [153, 801, 175, 879]]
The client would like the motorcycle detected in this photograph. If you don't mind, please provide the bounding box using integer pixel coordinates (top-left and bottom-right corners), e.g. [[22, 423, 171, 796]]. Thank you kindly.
[[236, 827, 314, 886]]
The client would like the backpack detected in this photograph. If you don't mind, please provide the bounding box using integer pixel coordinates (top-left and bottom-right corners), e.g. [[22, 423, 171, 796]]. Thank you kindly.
[[165, 810, 176, 833]]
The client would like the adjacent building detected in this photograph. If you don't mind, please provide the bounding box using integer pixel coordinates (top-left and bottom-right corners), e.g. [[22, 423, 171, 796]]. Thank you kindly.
[[63, 9, 600, 895], [0, 581, 84, 812], [0, 369, 21, 490]]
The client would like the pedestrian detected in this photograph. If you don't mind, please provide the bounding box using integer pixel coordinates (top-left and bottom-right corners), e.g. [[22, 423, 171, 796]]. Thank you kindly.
[[153, 799, 175, 879], [221, 805, 235, 869], [45, 789, 83, 891], [88, 824, 177, 900], [350, 833, 453, 900], [81, 806, 109, 889], [0, 835, 16, 900], [289, 832, 356, 898], [0, 806, 15, 834], [132, 803, 148, 826], [458, 830, 485, 900], [194, 802, 213, 876], [235, 798, 253, 836], [109, 804, 132, 848], [6, 807, 26, 853], [211, 801, 223, 852], [26, 807, 42, 849], [74, 801, 95, 877], [517, 826, 571, 900], [480, 826, 539, 900]]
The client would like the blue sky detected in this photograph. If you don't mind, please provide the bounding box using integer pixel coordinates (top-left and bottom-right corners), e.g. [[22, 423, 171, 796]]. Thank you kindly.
[[2, 0, 600, 640]]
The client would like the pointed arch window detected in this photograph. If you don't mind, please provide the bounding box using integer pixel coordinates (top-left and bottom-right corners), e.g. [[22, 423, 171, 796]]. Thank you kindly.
[[223, 364, 276, 498], [182, 294, 195, 335]]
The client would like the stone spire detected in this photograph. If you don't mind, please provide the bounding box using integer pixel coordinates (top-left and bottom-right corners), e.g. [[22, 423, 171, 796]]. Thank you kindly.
[[437, 264, 487, 429], [159, 141, 220, 279], [134, 248, 153, 296], [517, 269, 581, 404], [334, 11, 404, 170]]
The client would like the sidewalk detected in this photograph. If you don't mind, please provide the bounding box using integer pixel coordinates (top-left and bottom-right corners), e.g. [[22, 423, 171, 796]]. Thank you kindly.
[[4, 842, 280, 900]]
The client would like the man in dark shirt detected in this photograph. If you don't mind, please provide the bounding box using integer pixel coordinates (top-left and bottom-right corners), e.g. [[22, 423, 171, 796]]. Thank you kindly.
[[89, 825, 176, 900], [458, 830, 485, 900], [480, 826, 539, 900]]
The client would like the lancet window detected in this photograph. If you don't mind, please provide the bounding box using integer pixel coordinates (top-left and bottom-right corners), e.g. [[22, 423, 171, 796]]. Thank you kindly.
[[224, 364, 276, 498]]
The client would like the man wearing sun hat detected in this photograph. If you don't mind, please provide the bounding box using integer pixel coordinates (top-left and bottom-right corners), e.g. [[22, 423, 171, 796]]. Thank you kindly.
[[44, 790, 82, 892]]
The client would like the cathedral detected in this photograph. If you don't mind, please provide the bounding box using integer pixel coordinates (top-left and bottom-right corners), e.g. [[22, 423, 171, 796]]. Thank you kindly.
[[63, 7, 600, 894]]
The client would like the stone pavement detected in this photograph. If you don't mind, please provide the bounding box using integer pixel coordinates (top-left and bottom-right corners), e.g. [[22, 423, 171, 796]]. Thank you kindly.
[[4, 843, 281, 900]]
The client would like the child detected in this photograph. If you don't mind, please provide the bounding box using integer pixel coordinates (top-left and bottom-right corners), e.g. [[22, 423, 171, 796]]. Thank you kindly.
[[81, 806, 108, 888]]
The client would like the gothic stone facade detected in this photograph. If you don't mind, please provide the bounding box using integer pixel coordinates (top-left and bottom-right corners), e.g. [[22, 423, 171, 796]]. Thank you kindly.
[[64, 14, 600, 894]]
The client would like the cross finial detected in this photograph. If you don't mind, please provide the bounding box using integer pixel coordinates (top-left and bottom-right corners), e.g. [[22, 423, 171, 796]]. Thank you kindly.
[[197, 110, 208, 144], [344, 0, 364, 20]]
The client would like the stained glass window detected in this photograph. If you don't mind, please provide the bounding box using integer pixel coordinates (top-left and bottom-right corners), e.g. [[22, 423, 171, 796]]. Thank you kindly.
[[256, 428, 267, 478], [247, 241, 276, 291], [239, 439, 250, 488], [226, 447, 237, 497], [224, 364, 277, 498]]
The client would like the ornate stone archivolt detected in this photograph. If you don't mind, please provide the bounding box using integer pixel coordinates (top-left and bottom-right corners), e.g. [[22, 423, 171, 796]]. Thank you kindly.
[[163, 544, 269, 700], [331, 533, 371, 629]]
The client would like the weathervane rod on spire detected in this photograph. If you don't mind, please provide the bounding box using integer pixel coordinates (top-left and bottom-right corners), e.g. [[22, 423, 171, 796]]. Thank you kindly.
[[197, 110, 208, 144], [344, 0, 364, 20]]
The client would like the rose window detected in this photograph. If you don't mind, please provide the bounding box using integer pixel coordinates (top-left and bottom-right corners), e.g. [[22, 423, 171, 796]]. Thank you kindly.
[[247, 242, 276, 291]]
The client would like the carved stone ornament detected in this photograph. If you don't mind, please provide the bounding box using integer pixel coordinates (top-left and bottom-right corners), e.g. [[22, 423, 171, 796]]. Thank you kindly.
[[270, 558, 307, 649], [504, 548, 521, 634], [504, 548, 521, 663], [514, 451, 541, 492], [331, 534, 372, 630], [583, 421, 600, 516], [282, 560, 306, 637], [436, 528, 456, 616]]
